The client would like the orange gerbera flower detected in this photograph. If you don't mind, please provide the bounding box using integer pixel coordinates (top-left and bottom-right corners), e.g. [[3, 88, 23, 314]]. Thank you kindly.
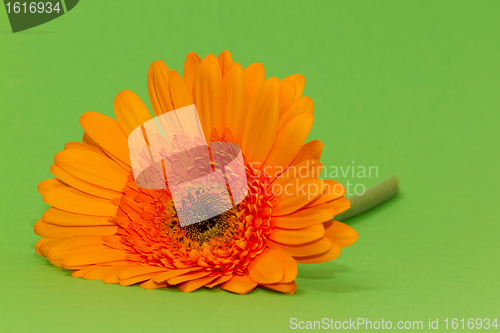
[[35, 51, 358, 294]]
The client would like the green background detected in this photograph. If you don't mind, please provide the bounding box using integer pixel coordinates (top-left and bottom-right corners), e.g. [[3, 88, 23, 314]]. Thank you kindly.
[[1, 1, 498, 332]]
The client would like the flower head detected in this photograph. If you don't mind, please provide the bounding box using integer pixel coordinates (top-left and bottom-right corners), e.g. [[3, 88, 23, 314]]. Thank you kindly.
[[35, 51, 358, 294]]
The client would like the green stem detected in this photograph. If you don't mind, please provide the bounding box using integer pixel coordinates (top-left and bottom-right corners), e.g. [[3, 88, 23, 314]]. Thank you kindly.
[[335, 175, 399, 221]]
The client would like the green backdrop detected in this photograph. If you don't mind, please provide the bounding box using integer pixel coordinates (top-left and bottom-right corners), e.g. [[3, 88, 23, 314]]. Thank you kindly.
[[1, 1, 498, 332]]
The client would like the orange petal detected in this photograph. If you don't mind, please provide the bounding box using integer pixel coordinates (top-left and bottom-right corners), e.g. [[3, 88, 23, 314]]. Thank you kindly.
[[178, 275, 217, 293], [243, 63, 265, 105], [79, 112, 130, 166], [241, 77, 280, 166], [247, 250, 283, 284], [269, 224, 325, 245], [119, 272, 161, 286], [263, 113, 314, 176], [266, 248, 297, 283], [148, 60, 174, 116], [82, 132, 100, 148], [205, 274, 233, 288], [114, 90, 153, 136], [65, 142, 107, 157], [295, 241, 341, 264], [272, 178, 325, 216], [83, 266, 114, 280], [118, 266, 167, 280], [43, 187, 118, 216], [260, 281, 297, 294], [140, 279, 168, 289], [153, 267, 201, 283], [46, 236, 105, 266], [330, 197, 351, 215], [195, 57, 224, 141], [324, 220, 358, 248], [37, 178, 66, 196], [267, 236, 331, 257], [281, 74, 305, 100], [35, 220, 118, 239], [62, 246, 127, 268], [50, 164, 121, 200], [167, 271, 211, 285], [290, 140, 323, 166], [183, 52, 202, 95], [42, 208, 114, 227], [304, 180, 346, 208], [272, 159, 323, 186], [103, 265, 138, 284], [272, 204, 334, 229], [218, 50, 234, 78], [222, 62, 246, 145], [55, 149, 128, 192], [170, 69, 194, 109], [278, 96, 314, 131], [39, 235, 85, 257], [279, 80, 296, 114], [35, 238, 51, 256], [221, 274, 258, 295]]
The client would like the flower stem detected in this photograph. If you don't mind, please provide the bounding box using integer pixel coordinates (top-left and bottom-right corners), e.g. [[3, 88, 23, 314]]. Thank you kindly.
[[335, 175, 399, 222]]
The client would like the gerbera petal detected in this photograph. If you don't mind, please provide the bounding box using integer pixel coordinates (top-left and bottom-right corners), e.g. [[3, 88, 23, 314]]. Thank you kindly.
[[50, 164, 121, 200], [64, 142, 106, 157], [43, 187, 118, 216], [303, 180, 346, 208], [46, 236, 105, 266], [167, 271, 211, 285], [63, 246, 127, 269], [103, 265, 138, 284], [37, 178, 66, 196], [266, 248, 297, 283], [281, 74, 305, 100], [290, 140, 323, 166], [35, 220, 118, 239], [221, 274, 258, 295], [38, 235, 84, 257], [272, 204, 334, 229], [263, 113, 314, 176], [272, 159, 323, 186], [247, 250, 284, 284], [324, 220, 359, 248], [55, 149, 128, 192], [195, 56, 224, 140], [267, 236, 331, 257], [243, 62, 265, 105], [278, 96, 314, 131], [183, 52, 202, 94], [205, 274, 233, 288], [79, 112, 131, 166], [117, 266, 168, 280], [272, 178, 325, 216], [279, 80, 296, 114], [149, 60, 174, 115], [330, 196, 351, 215], [241, 77, 280, 165], [42, 208, 114, 227], [269, 224, 325, 245], [260, 281, 297, 294], [178, 275, 218, 292], [114, 90, 153, 136], [222, 62, 246, 145], [82, 266, 114, 280], [153, 267, 201, 283], [218, 50, 234, 78], [119, 272, 161, 286], [140, 279, 168, 289], [169, 69, 194, 109], [35, 238, 51, 255], [295, 241, 341, 264]]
